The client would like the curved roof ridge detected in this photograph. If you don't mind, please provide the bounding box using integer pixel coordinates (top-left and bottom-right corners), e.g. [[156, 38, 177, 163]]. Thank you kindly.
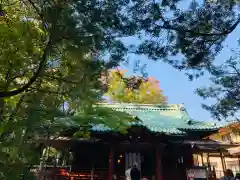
[[96, 103, 184, 110]]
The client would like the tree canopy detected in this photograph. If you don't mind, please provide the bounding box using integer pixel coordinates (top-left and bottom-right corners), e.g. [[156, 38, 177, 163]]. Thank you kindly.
[[1, 0, 240, 120], [0, 1, 135, 178], [196, 49, 240, 120], [1, 0, 239, 98], [103, 70, 167, 104]]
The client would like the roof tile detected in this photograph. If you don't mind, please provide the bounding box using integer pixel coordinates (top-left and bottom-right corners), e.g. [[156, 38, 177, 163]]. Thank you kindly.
[[92, 103, 219, 134]]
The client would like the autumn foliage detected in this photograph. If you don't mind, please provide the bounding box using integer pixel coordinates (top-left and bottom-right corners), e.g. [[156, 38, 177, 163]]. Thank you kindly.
[[103, 70, 167, 104]]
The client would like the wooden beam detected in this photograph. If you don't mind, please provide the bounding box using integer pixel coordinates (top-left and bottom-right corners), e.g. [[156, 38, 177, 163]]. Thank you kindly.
[[108, 147, 114, 180], [196, 154, 199, 166], [220, 151, 226, 172], [117, 142, 155, 151], [201, 153, 204, 166], [207, 153, 211, 170], [155, 146, 163, 180], [203, 154, 236, 158], [238, 155, 240, 168]]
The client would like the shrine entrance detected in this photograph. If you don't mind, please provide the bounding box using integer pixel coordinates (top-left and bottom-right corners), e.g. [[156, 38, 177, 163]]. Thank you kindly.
[[114, 145, 155, 179], [125, 152, 141, 170], [71, 143, 109, 179]]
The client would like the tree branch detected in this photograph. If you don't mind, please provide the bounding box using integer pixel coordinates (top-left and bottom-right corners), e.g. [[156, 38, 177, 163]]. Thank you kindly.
[[44, 75, 81, 85], [28, 87, 70, 96], [0, 40, 52, 98], [25, 0, 43, 19], [157, 16, 240, 37], [228, 64, 240, 77]]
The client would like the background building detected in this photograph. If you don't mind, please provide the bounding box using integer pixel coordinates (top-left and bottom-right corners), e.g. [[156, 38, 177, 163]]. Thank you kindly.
[[195, 121, 240, 178]]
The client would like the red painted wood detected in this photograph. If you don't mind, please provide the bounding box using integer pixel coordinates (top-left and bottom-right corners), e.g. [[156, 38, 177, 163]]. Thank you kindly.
[[108, 148, 114, 180], [156, 147, 163, 180]]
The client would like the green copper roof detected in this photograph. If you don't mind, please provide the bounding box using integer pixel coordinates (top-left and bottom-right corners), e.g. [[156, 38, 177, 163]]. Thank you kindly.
[[91, 103, 220, 135]]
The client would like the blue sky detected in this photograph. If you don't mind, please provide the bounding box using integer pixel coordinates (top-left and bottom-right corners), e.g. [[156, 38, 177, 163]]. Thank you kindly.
[[120, 26, 240, 122]]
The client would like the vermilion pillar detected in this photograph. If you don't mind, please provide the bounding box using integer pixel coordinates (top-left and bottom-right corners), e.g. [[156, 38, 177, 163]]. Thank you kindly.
[[108, 147, 114, 180], [156, 147, 163, 180]]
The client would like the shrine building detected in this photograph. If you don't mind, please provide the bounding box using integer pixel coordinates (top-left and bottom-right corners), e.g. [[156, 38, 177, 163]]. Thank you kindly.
[[38, 103, 224, 180]]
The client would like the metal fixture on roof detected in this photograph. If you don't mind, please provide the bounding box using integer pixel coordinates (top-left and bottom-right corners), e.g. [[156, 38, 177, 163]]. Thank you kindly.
[[180, 107, 185, 111], [187, 120, 193, 125]]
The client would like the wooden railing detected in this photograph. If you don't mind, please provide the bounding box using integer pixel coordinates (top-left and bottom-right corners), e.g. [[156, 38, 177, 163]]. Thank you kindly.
[[31, 166, 152, 180], [32, 167, 108, 180]]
